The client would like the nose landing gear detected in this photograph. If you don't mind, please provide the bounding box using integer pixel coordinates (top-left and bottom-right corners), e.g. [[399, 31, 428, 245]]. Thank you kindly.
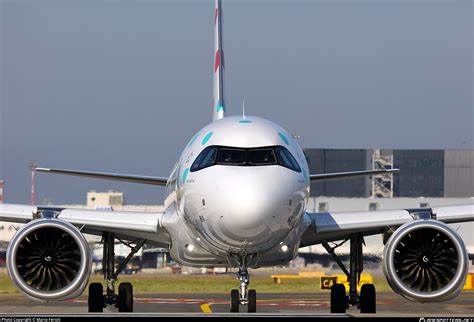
[[229, 255, 257, 313]]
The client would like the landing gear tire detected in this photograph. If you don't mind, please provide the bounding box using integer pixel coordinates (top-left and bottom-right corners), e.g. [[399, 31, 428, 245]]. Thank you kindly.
[[230, 289, 239, 313], [330, 283, 347, 313], [359, 284, 376, 313], [248, 289, 257, 313], [118, 283, 133, 312], [88, 283, 104, 313]]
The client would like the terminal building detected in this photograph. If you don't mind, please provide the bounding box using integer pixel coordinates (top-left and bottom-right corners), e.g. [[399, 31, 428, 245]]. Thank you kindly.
[[304, 149, 474, 198]]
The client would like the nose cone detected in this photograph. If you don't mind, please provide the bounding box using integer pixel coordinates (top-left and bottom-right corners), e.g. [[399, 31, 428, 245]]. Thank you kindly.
[[222, 177, 274, 229], [205, 167, 296, 249]]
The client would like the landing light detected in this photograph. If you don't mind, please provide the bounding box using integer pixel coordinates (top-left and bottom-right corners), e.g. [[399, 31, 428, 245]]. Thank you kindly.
[[280, 244, 289, 252], [186, 244, 195, 252]]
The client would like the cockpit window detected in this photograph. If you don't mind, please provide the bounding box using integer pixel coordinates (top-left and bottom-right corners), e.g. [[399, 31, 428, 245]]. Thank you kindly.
[[190, 146, 218, 171], [217, 148, 247, 165], [275, 146, 301, 172], [248, 149, 277, 165], [190, 145, 301, 172]]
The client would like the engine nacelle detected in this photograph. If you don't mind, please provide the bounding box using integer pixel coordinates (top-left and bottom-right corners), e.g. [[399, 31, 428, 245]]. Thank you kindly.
[[383, 219, 468, 302], [6, 218, 91, 301]]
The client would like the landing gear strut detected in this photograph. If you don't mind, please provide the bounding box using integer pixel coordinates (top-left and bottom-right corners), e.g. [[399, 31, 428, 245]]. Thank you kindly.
[[322, 233, 376, 314], [88, 232, 146, 313], [230, 255, 257, 313]]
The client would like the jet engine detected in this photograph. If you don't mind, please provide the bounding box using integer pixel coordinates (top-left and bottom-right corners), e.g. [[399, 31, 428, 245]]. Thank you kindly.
[[383, 219, 468, 302], [6, 218, 91, 301]]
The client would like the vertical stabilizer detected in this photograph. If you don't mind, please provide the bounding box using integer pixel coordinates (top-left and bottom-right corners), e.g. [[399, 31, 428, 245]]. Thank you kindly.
[[212, 0, 225, 121]]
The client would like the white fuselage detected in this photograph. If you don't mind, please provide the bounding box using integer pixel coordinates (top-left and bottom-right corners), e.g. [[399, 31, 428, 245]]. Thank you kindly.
[[162, 115, 311, 267]]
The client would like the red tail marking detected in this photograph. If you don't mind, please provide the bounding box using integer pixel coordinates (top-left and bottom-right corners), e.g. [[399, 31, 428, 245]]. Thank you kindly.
[[214, 50, 220, 72]]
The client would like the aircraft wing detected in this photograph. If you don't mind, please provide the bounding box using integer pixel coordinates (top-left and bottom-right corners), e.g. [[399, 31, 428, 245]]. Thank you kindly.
[[36, 167, 168, 186], [309, 168, 399, 182], [300, 204, 474, 247], [0, 203, 171, 248]]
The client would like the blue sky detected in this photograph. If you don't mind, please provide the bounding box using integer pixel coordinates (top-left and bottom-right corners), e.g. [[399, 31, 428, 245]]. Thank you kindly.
[[1, 0, 472, 204]]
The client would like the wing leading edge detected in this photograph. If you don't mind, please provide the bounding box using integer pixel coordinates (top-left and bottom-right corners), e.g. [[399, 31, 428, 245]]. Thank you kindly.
[[0, 203, 171, 247], [310, 168, 399, 182], [301, 204, 474, 247], [36, 167, 168, 186]]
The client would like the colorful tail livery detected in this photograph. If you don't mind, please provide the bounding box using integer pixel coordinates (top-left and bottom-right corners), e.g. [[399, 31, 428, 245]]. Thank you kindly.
[[213, 0, 225, 121]]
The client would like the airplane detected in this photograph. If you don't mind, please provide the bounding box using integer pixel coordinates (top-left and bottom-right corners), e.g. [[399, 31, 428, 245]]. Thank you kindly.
[[0, 0, 473, 314]]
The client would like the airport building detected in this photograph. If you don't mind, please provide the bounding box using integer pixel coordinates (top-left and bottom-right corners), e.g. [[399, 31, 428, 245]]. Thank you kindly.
[[87, 190, 124, 208], [304, 149, 474, 198]]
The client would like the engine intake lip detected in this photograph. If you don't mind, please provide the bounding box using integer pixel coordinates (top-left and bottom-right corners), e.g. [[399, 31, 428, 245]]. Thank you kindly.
[[383, 220, 468, 302], [7, 219, 90, 301]]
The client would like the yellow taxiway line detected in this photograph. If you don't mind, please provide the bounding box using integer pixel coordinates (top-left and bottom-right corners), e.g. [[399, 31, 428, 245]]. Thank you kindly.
[[200, 303, 213, 313], [200, 298, 329, 313]]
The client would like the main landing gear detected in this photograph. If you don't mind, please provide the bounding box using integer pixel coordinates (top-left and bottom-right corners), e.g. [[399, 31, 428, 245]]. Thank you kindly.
[[229, 255, 257, 313], [322, 233, 376, 314], [88, 232, 146, 313]]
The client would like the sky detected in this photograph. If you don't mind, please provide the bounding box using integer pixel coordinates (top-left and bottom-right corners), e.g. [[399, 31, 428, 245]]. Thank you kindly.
[[0, 0, 472, 205]]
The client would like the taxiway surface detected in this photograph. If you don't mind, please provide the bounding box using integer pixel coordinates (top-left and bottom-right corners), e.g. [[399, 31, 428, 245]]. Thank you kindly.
[[0, 292, 473, 317]]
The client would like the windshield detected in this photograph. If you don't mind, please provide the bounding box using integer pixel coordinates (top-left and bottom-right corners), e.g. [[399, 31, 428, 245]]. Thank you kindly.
[[191, 146, 300, 172], [275, 146, 301, 172], [190, 147, 218, 171], [248, 148, 277, 165], [217, 148, 247, 166]]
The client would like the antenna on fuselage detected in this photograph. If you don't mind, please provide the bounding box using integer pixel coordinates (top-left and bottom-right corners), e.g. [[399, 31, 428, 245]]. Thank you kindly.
[[242, 101, 246, 119]]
